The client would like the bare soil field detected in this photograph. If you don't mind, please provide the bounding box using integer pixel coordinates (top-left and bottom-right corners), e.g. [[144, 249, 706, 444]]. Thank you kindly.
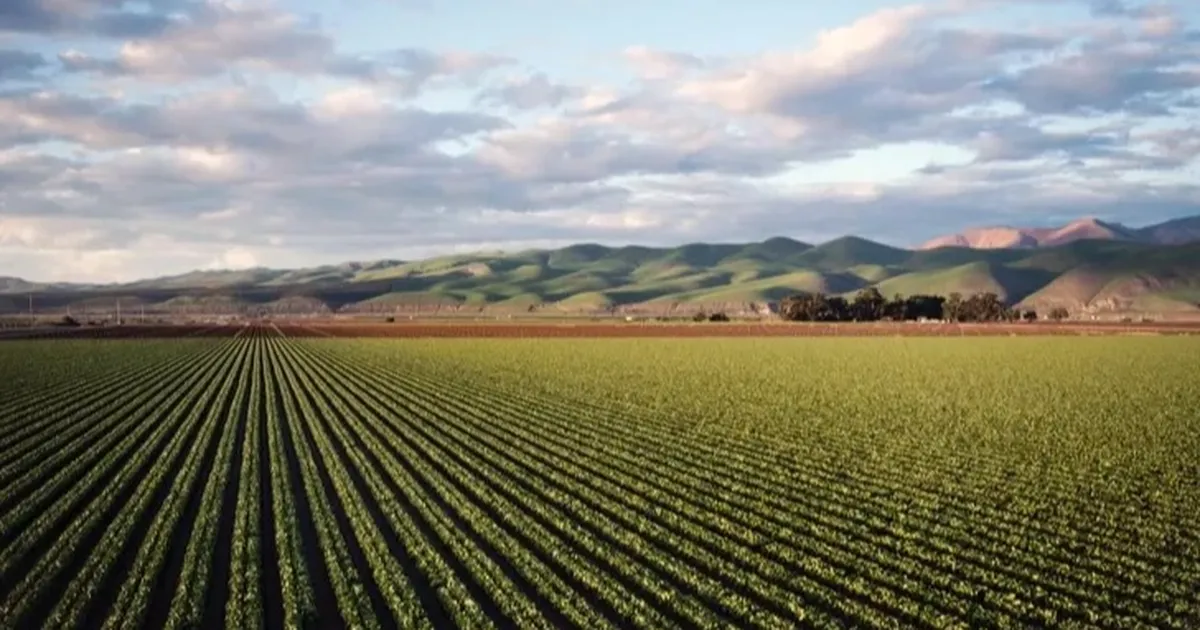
[[4, 320, 1200, 340], [277, 320, 1200, 338]]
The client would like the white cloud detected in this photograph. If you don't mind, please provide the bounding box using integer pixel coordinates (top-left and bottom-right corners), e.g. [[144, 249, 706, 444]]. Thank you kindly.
[[0, 0, 1197, 282], [622, 45, 706, 80], [314, 85, 388, 118], [0, 216, 44, 248], [197, 206, 241, 221], [171, 146, 247, 177], [206, 246, 259, 270]]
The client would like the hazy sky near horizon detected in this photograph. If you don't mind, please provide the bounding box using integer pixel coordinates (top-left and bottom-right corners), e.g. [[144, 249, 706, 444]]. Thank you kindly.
[[1, 0, 1198, 282]]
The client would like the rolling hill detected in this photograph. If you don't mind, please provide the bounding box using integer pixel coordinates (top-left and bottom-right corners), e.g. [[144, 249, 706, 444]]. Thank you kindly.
[[4, 225, 1200, 317]]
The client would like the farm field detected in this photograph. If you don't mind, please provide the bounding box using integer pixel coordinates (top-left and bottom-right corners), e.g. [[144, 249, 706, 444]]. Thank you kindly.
[[1, 327, 1198, 628], [282, 320, 1200, 338], [4, 319, 1200, 340]]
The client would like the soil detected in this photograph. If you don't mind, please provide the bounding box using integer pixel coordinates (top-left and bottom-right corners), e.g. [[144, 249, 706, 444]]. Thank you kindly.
[[4, 321, 1200, 340], [282, 321, 1200, 338]]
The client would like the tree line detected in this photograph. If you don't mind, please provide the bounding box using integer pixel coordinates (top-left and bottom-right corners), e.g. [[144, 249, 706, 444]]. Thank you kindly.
[[778, 288, 1069, 323]]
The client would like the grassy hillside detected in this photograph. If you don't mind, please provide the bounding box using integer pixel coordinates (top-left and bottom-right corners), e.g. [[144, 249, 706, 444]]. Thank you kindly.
[[872, 262, 1057, 304], [4, 238, 1199, 316]]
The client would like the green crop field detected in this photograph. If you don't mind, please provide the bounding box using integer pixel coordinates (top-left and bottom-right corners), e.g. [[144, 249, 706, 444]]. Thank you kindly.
[[1, 330, 1198, 629]]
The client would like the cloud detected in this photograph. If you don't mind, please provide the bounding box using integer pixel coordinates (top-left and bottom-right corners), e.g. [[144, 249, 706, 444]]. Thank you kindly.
[[622, 46, 707, 80], [205, 245, 259, 270], [0, 48, 48, 80], [93, 2, 336, 80], [961, 119, 1131, 163], [0, 0, 186, 38], [1, 0, 1199, 282], [360, 48, 515, 96], [674, 10, 1068, 147], [473, 114, 798, 185], [474, 73, 582, 110], [0, 86, 508, 157], [50, 3, 513, 94]]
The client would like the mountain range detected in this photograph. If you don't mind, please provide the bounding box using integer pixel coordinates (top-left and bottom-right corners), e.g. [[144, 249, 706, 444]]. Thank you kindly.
[[918, 215, 1200, 250], [2, 214, 1199, 317]]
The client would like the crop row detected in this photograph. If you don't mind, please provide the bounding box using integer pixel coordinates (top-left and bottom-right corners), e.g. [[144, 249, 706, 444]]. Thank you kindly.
[[1, 330, 1196, 629]]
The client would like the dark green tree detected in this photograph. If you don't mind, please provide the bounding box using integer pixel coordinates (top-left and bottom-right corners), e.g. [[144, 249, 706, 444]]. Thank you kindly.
[[780, 290, 990, 324], [826, 296, 851, 321], [906, 295, 946, 320], [851, 287, 887, 321], [780, 293, 846, 321], [961, 292, 1005, 321], [944, 292, 965, 322], [883, 293, 906, 321]]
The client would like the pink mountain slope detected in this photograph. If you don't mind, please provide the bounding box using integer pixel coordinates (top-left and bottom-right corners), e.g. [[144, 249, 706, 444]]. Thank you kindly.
[[918, 216, 1193, 250]]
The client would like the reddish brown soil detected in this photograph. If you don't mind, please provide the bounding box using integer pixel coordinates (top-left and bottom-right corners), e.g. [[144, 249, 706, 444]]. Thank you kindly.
[[278, 321, 1200, 338], [4, 321, 1200, 341]]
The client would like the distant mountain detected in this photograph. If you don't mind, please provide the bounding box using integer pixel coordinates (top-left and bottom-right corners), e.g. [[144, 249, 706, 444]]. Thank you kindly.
[[3, 228, 1199, 316], [1136, 215, 1200, 245], [0, 277, 38, 293], [0, 277, 92, 293], [918, 215, 1200, 250]]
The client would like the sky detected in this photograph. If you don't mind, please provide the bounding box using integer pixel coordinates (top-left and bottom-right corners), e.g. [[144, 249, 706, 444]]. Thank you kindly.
[[1, 0, 1198, 283]]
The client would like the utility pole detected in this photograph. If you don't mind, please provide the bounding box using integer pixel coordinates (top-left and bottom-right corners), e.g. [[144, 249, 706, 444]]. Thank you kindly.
[[28, 293, 33, 328], [116, 298, 122, 326]]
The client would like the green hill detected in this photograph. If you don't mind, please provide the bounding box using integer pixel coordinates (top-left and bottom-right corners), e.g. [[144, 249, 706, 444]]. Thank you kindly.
[[681, 271, 863, 304], [796, 236, 910, 270], [871, 262, 1056, 304], [553, 291, 614, 311], [4, 237, 1199, 317], [847, 264, 895, 283]]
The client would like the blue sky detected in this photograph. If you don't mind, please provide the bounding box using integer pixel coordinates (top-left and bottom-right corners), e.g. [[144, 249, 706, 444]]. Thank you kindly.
[[1, 0, 1198, 282]]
